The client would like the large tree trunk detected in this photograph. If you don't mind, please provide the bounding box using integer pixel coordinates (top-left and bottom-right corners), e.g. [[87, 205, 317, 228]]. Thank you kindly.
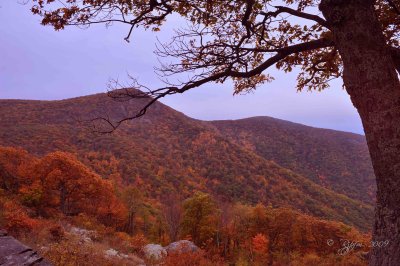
[[320, 0, 400, 265]]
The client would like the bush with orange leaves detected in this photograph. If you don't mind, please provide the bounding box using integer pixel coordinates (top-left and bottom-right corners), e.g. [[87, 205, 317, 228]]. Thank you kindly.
[[162, 249, 224, 266], [0, 191, 39, 236], [252, 233, 270, 265], [16, 151, 127, 227], [43, 237, 116, 266], [252, 233, 269, 253], [130, 233, 149, 253]]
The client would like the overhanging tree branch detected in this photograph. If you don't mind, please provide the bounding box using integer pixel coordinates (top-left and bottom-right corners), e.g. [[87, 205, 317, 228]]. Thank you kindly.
[[262, 6, 330, 29], [94, 38, 334, 133], [229, 38, 334, 78]]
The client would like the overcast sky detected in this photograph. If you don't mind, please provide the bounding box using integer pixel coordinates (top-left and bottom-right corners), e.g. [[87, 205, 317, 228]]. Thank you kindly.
[[0, 1, 364, 134]]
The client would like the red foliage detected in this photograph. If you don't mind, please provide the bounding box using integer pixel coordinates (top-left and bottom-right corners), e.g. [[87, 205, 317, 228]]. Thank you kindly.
[[252, 233, 269, 254], [163, 250, 223, 266], [1, 199, 39, 235]]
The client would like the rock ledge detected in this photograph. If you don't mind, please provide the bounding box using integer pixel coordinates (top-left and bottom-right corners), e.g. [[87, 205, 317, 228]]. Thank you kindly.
[[0, 229, 52, 266]]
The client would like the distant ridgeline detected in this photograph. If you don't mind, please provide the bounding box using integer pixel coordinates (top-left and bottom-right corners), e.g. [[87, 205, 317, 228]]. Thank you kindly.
[[0, 91, 375, 231]]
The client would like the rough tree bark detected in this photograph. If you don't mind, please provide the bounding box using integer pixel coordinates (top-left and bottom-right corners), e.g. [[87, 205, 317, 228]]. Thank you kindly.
[[320, 0, 400, 265]]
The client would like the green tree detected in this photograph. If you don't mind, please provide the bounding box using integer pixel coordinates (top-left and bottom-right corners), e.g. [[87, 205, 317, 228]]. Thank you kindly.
[[120, 186, 145, 235], [30, 1, 400, 264], [181, 192, 220, 246]]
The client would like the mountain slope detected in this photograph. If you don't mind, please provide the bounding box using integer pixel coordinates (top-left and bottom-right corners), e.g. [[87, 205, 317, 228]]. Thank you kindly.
[[0, 92, 373, 230], [210, 116, 376, 205]]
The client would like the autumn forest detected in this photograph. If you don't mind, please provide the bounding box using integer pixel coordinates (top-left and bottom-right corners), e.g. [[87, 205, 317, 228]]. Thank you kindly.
[[0, 92, 375, 265]]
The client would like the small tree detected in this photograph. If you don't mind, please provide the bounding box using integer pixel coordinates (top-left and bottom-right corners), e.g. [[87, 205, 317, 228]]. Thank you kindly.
[[181, 192, 220, 246], [252, 233, 269, 265], [161, 194, 183, 242], [120, 186, 145, 235]]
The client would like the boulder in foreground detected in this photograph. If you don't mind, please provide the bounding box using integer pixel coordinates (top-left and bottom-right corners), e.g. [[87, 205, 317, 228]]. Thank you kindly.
[[143, 244, 167, 260], [0, 229, 52, 266]]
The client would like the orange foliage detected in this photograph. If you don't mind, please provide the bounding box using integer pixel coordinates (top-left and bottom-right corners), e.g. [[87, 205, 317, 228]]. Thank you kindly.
[[0, 196, 39, 235], [252, 233, 269, 265], [15, 151, 127, 226], [0, 147, 128, 233], [0, 146, 370, 265], [0, 146, 36, 192], [163, 250, 223, 266], [130, 233, 149, 252], [252, 233, 269, 254]]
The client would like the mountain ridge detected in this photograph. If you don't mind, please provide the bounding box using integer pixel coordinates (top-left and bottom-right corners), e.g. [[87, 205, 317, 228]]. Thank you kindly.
[[2, 95, 365, 136], [211, 115, 366, 136]]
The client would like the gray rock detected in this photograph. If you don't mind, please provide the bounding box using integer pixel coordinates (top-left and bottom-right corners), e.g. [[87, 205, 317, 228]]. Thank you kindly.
[[70, 226, 94, 243], [142, 244, 166, 260], [104, 248, 119, 258], [165, 240, 199, 254], [0, 229, 52, 265]]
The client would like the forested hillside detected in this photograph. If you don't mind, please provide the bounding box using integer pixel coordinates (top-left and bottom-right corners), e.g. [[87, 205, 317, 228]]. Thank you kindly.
[[211, 117, 376, 204], [0, 91, 374, 232], [0, 146, 370, 265]]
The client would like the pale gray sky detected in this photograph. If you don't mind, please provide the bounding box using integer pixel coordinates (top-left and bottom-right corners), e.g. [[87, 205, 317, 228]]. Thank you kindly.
[[0, 1, 364, 134]]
